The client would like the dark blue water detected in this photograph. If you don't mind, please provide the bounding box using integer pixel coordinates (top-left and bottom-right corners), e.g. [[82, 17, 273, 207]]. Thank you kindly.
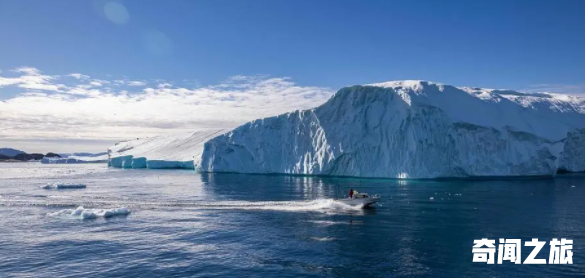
[[0, 164, 584, 277]]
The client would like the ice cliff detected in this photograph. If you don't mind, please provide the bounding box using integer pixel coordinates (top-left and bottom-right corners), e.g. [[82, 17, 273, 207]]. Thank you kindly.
[[197, 81, 585, 178], [558, 128, 585, 173], [108, 129, 227, 169]]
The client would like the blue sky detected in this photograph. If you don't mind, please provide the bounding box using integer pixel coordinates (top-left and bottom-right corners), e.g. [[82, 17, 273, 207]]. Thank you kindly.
[[1, 0, 584, 152], [2, 0, 585, 90]]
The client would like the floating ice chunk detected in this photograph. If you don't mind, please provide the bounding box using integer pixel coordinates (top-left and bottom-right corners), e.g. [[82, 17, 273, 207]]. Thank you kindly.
[[311, 237, 336, 242], [47, 206, 131, 219], [429, 197, 434, 201], [81, 210, 97, 219], [41, 183, 87, 190]]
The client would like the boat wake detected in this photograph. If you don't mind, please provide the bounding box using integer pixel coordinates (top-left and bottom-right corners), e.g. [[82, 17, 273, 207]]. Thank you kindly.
[[0, 195, 366, 214], [202, 199, 365, 212]]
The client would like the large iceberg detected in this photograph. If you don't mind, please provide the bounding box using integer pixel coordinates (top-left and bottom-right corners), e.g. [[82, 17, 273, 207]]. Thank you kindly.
[[197, 81, 585, 178], [108, 129, 227, 169]]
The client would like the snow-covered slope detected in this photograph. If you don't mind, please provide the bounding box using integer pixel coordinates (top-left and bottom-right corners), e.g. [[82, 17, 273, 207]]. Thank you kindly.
[[198, 80, 585, 178], [108, 129, 227, 169]]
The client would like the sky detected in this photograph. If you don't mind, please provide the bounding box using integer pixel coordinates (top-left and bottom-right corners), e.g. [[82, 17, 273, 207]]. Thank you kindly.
[[1, 0, 584, 153]]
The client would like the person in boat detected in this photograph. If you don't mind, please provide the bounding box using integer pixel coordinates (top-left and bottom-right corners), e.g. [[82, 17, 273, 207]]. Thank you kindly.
[[349, 188, 354, 199]]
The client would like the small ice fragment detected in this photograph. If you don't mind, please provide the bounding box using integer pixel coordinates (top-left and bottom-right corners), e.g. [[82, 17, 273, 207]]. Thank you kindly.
[[41, 183, 86, 190], [72, 206, 85, 216], [430, 197, 434, 201], [571, 185, 576, 188], [81, 211, 97, 219]]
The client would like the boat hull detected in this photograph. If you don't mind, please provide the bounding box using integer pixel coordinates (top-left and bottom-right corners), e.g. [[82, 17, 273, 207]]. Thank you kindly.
[[336, 197, 379, 207]]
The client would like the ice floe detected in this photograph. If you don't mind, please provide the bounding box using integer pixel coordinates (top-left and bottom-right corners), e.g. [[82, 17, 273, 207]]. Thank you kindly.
[[47, 206, 131, 219]]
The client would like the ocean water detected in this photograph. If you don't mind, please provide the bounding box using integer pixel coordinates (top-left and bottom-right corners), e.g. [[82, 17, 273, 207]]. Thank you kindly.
[[0, 163, 584, 277]]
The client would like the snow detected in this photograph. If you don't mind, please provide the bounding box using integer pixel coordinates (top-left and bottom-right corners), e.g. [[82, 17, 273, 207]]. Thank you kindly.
[[369, 81, 585, 141], [47, 206, 130, 219], [41, 183, 87, 189], [197, 80, 585, 178], [108, 129, 227, 169]]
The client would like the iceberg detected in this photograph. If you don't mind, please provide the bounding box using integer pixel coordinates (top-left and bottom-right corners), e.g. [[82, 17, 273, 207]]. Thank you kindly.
[[41, 154, 108, 164], [47, 206, 130, 219], [108, 129, 227, 169], [197, 81, 585, 178]]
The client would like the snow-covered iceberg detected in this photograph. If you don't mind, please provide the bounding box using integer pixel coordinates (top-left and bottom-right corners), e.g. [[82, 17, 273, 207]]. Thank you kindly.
[[108, 129, 227, 169], [41, 154, 108, 164], [198, 81, 585, 178]]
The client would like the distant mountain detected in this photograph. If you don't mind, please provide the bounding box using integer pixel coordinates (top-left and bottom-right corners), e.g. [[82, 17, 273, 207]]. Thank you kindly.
[[13, 153, 44, 161], [0, 148, 25, 157], [0, 154, 13, 160], [0, 149, 63, 162]]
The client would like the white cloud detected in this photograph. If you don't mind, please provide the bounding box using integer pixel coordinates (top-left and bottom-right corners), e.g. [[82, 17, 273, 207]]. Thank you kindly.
[[13, 67, 41, 75], [68, 73, 90, 80], [89, 81, 104, 87], [127, 80, 147, 86], [0, 67, 334, 150], [0, 67, 65, 91]]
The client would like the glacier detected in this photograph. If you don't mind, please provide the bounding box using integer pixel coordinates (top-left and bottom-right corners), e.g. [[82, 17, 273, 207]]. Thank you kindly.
[[108, 129, 227, 169], [197, 81, 585, 178]]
